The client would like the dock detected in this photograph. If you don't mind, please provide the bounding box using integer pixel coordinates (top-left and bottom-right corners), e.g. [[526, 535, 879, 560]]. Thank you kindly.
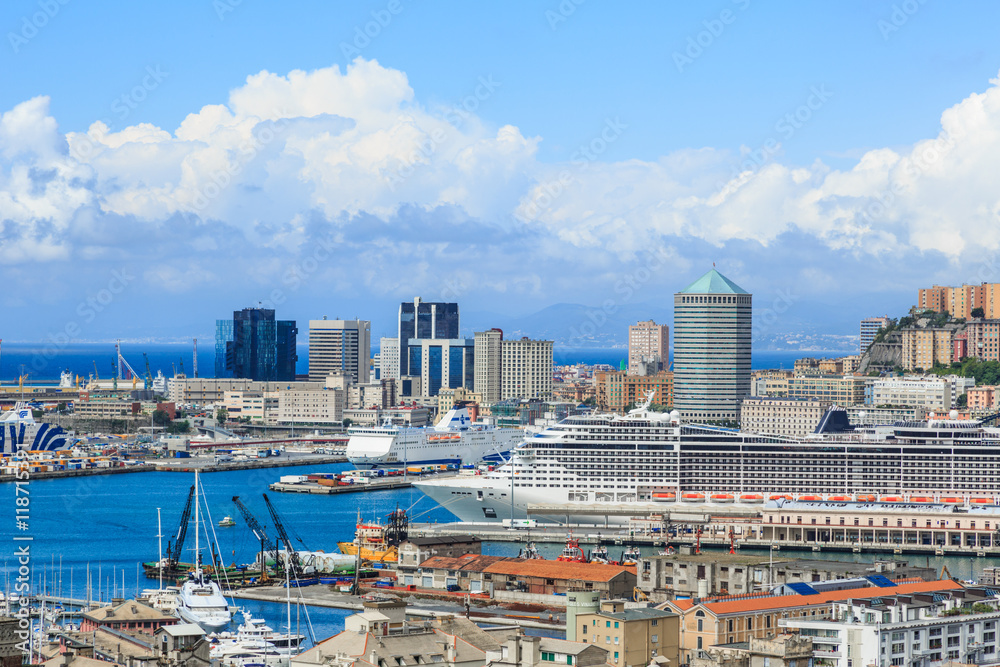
[[269, 471, 458, 495]]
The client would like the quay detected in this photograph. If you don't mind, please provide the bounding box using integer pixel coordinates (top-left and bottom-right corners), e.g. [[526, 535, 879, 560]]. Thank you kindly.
[[269, 471, 458, 495]]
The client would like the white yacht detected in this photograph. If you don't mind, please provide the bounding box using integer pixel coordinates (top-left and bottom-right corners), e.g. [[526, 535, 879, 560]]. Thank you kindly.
[[175, 472, 233, 632], [210, 610, 298, 667], [346, 405, 523, 469], [415, 393, 1000, 524]]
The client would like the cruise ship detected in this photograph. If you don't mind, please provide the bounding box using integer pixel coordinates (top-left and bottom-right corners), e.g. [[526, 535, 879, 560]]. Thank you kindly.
[[415, 393, 1000, 524], [345, 405, 524, 469], [0, 402, 70, 455]]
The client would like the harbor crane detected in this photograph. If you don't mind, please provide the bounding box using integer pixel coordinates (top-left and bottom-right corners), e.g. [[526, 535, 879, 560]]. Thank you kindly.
[[262, 494, 308, 577], [142, 353, 152, 391], [166, 485, 195, 566], [232, 496, 278, 580]]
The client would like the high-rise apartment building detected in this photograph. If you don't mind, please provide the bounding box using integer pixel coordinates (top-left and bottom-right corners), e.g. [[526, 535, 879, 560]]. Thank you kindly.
[[307, 318, 371, 383], [628, 320, 669, 375], [474, 329, 503, 404], [398, 297, 460, 377], [215, 308, 297, 381], [917, 282, 1000, 319], [501, 338, 553, 400], [673, 269, 752, 423], [859, 316, 891, 354], [379, 337, 400, 381], [900, 327, 953, 370]]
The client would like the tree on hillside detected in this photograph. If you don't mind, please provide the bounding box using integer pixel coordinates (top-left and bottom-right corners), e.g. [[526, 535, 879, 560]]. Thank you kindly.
[[972, 307, 985, 319]]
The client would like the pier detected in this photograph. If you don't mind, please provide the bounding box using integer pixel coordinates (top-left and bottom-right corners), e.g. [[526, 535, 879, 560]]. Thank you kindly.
[[269, 471, 458, 495]]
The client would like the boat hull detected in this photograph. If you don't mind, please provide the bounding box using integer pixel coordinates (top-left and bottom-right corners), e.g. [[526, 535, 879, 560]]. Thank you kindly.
[[337, 543, 397, 562]]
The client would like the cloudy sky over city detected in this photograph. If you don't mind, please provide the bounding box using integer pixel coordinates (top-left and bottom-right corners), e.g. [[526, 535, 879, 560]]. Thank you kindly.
[[3, 1, 1000, 343]]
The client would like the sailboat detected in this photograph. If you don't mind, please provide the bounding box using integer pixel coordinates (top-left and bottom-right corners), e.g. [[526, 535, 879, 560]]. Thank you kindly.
[[175, 471, 233, 632]]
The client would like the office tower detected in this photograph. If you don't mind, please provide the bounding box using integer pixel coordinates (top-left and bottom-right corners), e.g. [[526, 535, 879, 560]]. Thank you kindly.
[[859, 316, 891, 354], [501, 338, 554, 400], [673, 269, 751, 423], [628, 320, 669, 375], [474, 328, 504, 404], [308, 318, 371, 383], [398, 297, 459, 377], [215, 308, 298, 381], [406, 338, 474, 397]]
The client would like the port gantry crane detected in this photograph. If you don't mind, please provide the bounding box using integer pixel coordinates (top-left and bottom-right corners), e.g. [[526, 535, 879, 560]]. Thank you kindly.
[[142, 353, 153, 391], [262, 494, 308, 578], [232, 496, 278, 581], [166, 485, 195, 566]]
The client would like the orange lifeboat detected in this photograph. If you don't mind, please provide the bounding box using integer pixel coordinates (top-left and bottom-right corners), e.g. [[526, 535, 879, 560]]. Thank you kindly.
[[651, 492, 676, 502], [880, 496, 903, 502], [681, 492, 706, 502], [971, 497, 993, 505], [909, 496, 934, 503], [710, 493, 735, 503], [941, 497, 963, 504], [797, 494, 824, 502], [739, 493, 764, 503], [828, 495, 851, 502], [855, 494, 876, 502], [769, 493, 793, 501]]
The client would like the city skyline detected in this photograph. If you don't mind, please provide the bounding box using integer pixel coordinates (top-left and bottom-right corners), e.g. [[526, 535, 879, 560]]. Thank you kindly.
[[4, 3, 1000, 346]]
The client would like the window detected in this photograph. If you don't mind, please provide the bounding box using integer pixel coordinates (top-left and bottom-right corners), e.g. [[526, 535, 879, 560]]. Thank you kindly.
[[614, 653, 618, 661], [728, 619, 734, 632], [614, 622, 619, 629], [697, 619, 703, 632], [697, 638, 703, 650], [651, 635, 658, 643], [606, 621, 611, 628]]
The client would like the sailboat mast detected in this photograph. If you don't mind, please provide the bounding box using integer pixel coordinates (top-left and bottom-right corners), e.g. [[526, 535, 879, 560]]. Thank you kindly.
[[157, 507, 163, 590], [194, 471, 200, 572]]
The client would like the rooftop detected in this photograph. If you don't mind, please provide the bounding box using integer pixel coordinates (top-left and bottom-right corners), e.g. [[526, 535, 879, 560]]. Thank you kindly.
[[82, 600, 176, 623], [593, 608, 677, 622], [404, 535, 481, 546], [678, 269, 749, 295]]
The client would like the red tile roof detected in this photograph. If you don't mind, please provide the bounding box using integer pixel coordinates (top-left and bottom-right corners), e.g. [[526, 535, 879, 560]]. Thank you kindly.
[[484, 559, 633, 583], [665, 580, 962, 616], [419, 555, 509, 571]]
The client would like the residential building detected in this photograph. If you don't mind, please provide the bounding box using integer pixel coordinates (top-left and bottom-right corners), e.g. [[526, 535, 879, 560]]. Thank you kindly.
[[673, 269, 752, 423], [346, 379, 396, 410], [594, 370, 673, 412], [764, 374, 866, 406], [474, 328, 504, 404], [576, 600, 680, 667], [664, 579, 961, 664], [215, 307, 297, 381], [406, 338, 474, 397], [308, 318, 371, 383], [968, 385, 1000, 410], [73, 399, 175, 421], [965, 318, 1000, 362], [739, 397, 830, 437], [166, 377, 323, 406], [690, 634, 812, 667], [397, 536, 482, 571], [918, 282, 1000, 319], [379, 337, 400, 381], [0, 617, 20, 667], [872, 377, 951, 412], [860, 316, 891, 353], [628, 320, 669, 375], [398, 298, 460, 378], [501, 338, 554, 400], [80, 601, 178, 633], [277, 387, 345, 425], [783, 586, 1000, 667], [223, 390, 279, 424], [342, 406, 428, 427], [900, 327, 954, 370]]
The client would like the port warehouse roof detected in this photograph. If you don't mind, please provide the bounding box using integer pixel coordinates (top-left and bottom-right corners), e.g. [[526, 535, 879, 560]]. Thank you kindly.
[[419, 554, 636, 581], [664, 579, 962, 617], [404, 536, 482, 546]]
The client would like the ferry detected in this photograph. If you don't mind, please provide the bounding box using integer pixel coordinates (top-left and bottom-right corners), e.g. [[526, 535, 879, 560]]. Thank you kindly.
[[0, 402, 70, 455], [345, 405, 523, 469], [415, 392, 1000, 525]]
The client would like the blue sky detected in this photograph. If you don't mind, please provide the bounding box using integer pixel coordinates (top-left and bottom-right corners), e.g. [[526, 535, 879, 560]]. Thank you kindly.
[[2, 1, 1000, 344]]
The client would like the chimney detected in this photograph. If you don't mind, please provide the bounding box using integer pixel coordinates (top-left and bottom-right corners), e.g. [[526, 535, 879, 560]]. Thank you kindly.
[[61, 650, 74, 667]]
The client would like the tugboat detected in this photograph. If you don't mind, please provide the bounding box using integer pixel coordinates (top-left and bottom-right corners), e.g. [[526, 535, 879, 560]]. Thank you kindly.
[[589, 545, 610, 564], [556, 534, 587, 563], [621, 545, 641, 566], [337, 508, 408, 563]]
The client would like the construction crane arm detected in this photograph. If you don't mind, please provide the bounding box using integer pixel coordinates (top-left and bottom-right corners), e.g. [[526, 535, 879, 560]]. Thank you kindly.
[[232, 496, 279, 565], [170, 485, 195, 563], [263, 494, 306, 573]]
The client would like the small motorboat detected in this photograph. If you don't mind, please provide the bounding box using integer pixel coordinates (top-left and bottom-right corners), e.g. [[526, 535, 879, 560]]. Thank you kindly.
[[219, 516, 236, 527]]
